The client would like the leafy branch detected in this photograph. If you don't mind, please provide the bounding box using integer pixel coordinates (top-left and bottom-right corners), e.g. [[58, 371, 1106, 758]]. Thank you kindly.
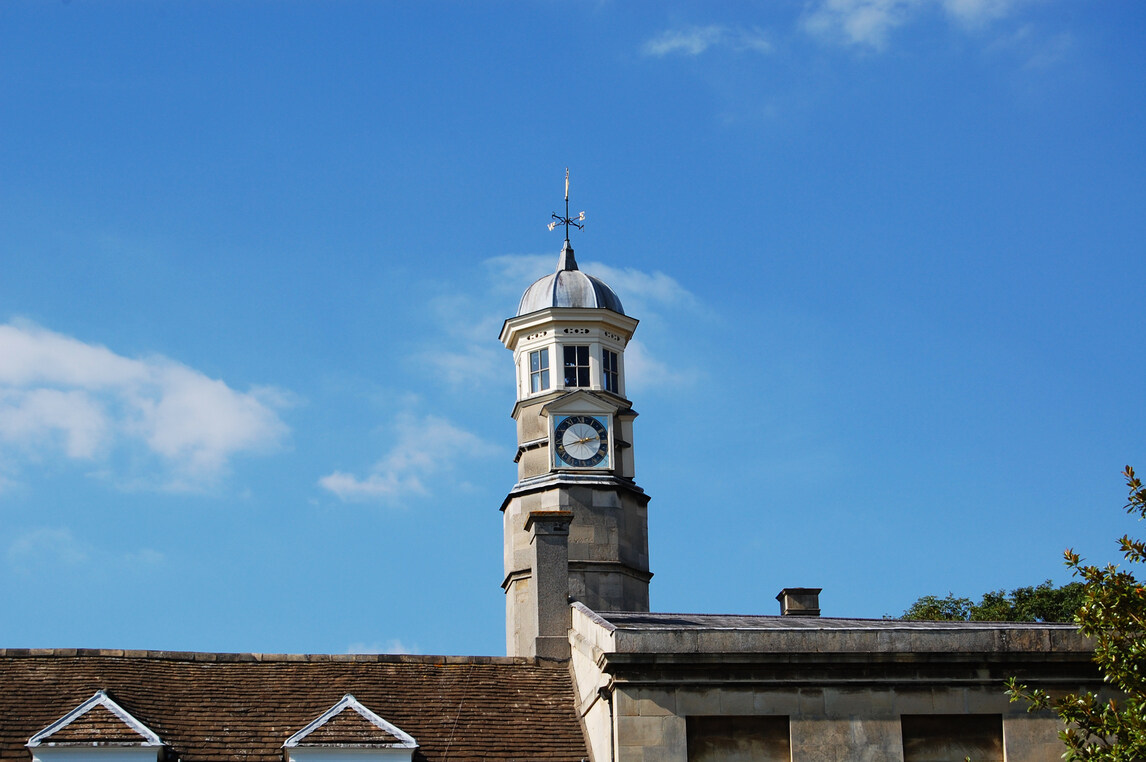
[[1006, 467, 1146, 760]]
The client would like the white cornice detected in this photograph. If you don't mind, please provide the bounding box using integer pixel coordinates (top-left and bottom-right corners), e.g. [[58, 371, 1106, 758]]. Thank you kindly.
[[500, 307, 639, 349]]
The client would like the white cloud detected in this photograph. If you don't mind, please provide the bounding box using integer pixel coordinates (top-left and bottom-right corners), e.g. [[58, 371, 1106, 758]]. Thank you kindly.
[[643, 25, 726, 57], [803, 0, 921, 49], [1021, 30, 1071, 70], [484, 254, 701, 315], [0, 388, 109, 458], [121, 548, 166, 566], [415, 296, 507, 389], [6, 526, 165, 575], [623, 339, 703, 393], [942, 0, 1023, 27], [318, 413, 498, 503], [7, 528, 89, 572], [803, 0, 1030, 49], [484, 254, 554, 296], [346, 639, 416, 655], [642, 25, 772, 57], [990, 23, 1073, 70], [407, 254, 705, 401], [421, 255, 700, 394], [0, 320, 290, 490], [584, 263, 702, 315]]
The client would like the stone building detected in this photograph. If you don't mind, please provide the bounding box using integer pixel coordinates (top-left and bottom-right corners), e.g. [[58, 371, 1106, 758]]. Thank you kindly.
[[0, 218, 1104, 762], [497, 233, 1101, 761]]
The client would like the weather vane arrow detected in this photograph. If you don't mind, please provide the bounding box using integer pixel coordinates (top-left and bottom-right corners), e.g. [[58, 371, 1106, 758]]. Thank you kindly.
[[547, 168, 585, 241]]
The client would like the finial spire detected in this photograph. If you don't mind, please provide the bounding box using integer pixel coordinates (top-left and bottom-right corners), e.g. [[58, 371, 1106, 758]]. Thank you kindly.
[[557, 238, 578, 271], [547, 168, 585, 245]]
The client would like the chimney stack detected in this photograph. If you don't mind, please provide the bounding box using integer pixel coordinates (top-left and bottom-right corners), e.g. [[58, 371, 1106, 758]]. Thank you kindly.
[[524, 510, 574, 659], [776, 587, 821, 617]]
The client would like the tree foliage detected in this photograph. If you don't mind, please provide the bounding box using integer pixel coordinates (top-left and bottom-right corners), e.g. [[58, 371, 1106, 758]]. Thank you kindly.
[[1006, 466, 1146, 760], [901, 581, 1086, 623]]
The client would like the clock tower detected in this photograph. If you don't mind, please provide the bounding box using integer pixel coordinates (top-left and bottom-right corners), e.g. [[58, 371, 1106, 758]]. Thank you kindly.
[[499, 206, 651, 659]]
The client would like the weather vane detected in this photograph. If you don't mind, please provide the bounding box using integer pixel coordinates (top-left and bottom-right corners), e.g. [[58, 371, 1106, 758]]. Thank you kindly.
[[547, 168, 585, 241]]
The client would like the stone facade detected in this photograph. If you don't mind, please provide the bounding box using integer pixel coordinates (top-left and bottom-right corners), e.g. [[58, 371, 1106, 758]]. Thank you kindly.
[[568, 605, 1100, 762]]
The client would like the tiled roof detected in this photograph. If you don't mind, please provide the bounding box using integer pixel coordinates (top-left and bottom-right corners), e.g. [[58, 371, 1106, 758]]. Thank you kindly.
[[0, 651, 587, 762]]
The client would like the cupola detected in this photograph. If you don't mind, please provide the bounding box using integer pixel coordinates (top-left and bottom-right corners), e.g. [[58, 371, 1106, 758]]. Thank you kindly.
[[517, 241, 625, 316]]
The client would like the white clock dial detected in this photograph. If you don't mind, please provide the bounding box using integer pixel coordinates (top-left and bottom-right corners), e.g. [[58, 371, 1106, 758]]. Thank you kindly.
[[553, 415, 609, 468], [562, 423, 601, 460]]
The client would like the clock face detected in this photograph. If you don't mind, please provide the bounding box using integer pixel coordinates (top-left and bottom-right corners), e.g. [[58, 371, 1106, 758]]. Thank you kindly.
[[553, 415, 610, 468]]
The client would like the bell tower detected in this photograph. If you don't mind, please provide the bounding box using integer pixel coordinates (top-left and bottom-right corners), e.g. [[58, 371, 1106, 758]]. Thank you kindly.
[[499, 174, 651, 659]]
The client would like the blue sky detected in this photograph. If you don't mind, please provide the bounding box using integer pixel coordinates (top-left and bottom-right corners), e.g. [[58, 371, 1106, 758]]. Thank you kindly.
[[1, 0, 1143, 657]]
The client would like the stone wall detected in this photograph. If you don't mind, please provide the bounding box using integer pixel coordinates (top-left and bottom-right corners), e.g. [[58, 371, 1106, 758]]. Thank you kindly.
[[609, 684, 1069, 762]]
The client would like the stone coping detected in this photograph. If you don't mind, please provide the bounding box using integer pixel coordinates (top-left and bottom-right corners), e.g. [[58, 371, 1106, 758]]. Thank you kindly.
[[596, 609, 1083, 631], [572, 604, 1093, 656], [0, 649, 540, 664]]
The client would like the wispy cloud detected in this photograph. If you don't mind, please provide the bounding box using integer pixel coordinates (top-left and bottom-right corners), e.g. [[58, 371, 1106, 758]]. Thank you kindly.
[[318, 412, 498, 503], [483, 254, 555, 297], [6, 526, 165, 575], [415, 295, 507, 389], [485, 254, 702, 317], [586, 263, 702, 316], [803, 0, 921, 49], [989, 23, 1073, 70], [803, 0, 1031, 49], [623, 339, 703, 393], [1021, 30, 1071, 70], [642, 24, 772, 57], [408, 254, 706, 401], [942, 0, 1025, 28], [7, 528, 89, 571], [0, 320, 291, 491], [346, 639, 417, 655]]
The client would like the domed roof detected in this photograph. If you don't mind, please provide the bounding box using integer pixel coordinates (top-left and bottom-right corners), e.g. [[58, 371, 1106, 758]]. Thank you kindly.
[[517, 242, 625, 316]]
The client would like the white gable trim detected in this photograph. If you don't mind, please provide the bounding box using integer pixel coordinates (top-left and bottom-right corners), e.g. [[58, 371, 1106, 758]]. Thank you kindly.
[[28, 690, 163, 748], [283, 694, 417, 749], [541, 389, 617, 416]]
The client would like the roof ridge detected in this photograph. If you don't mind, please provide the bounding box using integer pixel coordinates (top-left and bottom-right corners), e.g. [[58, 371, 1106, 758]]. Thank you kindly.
[[0, 649, 550, 665]]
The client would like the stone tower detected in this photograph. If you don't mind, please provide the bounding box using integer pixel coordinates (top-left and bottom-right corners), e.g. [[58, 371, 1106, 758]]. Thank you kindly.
[[499, 237, 651, 659]]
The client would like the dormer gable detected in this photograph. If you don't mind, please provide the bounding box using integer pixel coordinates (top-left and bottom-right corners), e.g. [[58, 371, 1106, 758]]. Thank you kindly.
[[541, 389, 620, 417], [28, 691, 162, 749], [283, 695, 416, 762], [27, 691, 163, 762]]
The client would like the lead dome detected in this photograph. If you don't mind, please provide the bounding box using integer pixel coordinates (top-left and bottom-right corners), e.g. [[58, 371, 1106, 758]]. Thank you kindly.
[[516, 241, 625, 316]]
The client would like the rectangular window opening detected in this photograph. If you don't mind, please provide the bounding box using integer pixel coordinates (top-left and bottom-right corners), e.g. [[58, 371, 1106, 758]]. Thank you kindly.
[[602, 350, 619, 393], [901, 714, 1003, 762], [530, 348, 550, 393], [686, 716, 790, 762], [564, 345, 590, 387]]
